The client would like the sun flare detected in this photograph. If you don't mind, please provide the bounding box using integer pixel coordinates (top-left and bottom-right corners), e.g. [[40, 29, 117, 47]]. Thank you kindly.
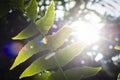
[[69, 13, 104, 45]]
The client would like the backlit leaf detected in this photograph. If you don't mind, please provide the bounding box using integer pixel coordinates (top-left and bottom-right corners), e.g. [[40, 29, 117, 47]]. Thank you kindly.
[[10, 35, 46, 70], [34, 71, 55, 80], [19, 42, 86, 78], [64, 66, 102, 80], [12, 0, 55, 40], [55, 42, 86, 67], [47, 26, 72, 50], [19, 54, 56, 79], [12, 22, 39, 40], [36, 0, 54, 34], [26, 0, 38, 21], [10, 27, 72, 70], [34, 67, 101, 80]]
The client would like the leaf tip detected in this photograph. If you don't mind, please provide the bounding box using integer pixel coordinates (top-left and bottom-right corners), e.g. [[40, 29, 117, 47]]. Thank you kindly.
[[10, 59, 20, 70], [12, 35, 22, 40], [19, 74, 24, 79], [12, 36, 18, 40], [19, 75, 23, 79], [9, 65, 15, 70], [19, 70, 31, 79]]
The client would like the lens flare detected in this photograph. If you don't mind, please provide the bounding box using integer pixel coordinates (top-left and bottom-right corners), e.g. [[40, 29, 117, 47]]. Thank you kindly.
[[69, 13, 104, 45], [69, 20, 104, 45], [39, 37, 48, 44], [70, 21, 102, 44], [3, 42, 23, 57]]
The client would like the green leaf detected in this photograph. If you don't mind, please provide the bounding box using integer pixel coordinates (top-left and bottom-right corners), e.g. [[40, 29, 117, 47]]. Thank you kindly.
[[34, 70, 66, 80], [34, 67, 101, 80], [10, 27, 72, 70], [10, 0, 24, 11], [47, 26, 72, 50], [64, 66, 102, 80], [12, 0, 54, 40], [26, 0, 38, 21], [10, 35, 46, 70], [36, 0, 55, 34], [20, 55, 56, 79], [49, 66, 102, 80], [19, 42, 86, 78], [12, 22, 39, 40], [54, 42, 86, 67], [34, 71, 55, 80]]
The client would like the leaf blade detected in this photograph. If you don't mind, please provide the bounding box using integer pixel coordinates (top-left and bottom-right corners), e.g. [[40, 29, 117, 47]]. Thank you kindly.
[[12, 22, 39, 40], [10, 35, 46, 70], [34, 71, 55, 80], [10, 27, 72, 70], [19, 55, 56, 79], [12, 0, 55, 40], [55, 42, 86, 66], [36, 0, 55, 34], [19, 42, 86, 78], [47, 26, 72, 50], [64, 66, 102, 80], [33, 66, 102, 80], [26, 0, 38, 21]]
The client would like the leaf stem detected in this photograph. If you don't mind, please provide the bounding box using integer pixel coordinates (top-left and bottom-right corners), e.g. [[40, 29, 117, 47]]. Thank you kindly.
[[53, 56, 68, 80]]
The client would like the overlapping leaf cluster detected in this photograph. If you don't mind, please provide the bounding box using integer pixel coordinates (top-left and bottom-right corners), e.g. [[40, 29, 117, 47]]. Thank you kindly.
[[10, 0, 101, 79]]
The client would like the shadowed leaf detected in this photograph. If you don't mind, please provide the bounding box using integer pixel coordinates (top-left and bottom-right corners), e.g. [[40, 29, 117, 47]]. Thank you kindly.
[[9, 0, 24, 11], [0, 1, 9, 18]]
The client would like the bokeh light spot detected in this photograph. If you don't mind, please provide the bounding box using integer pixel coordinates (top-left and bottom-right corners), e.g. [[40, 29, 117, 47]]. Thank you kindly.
[[95, 53, 103, 62], [30, 45, 34, 49], [81, 60, 85, 64]]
